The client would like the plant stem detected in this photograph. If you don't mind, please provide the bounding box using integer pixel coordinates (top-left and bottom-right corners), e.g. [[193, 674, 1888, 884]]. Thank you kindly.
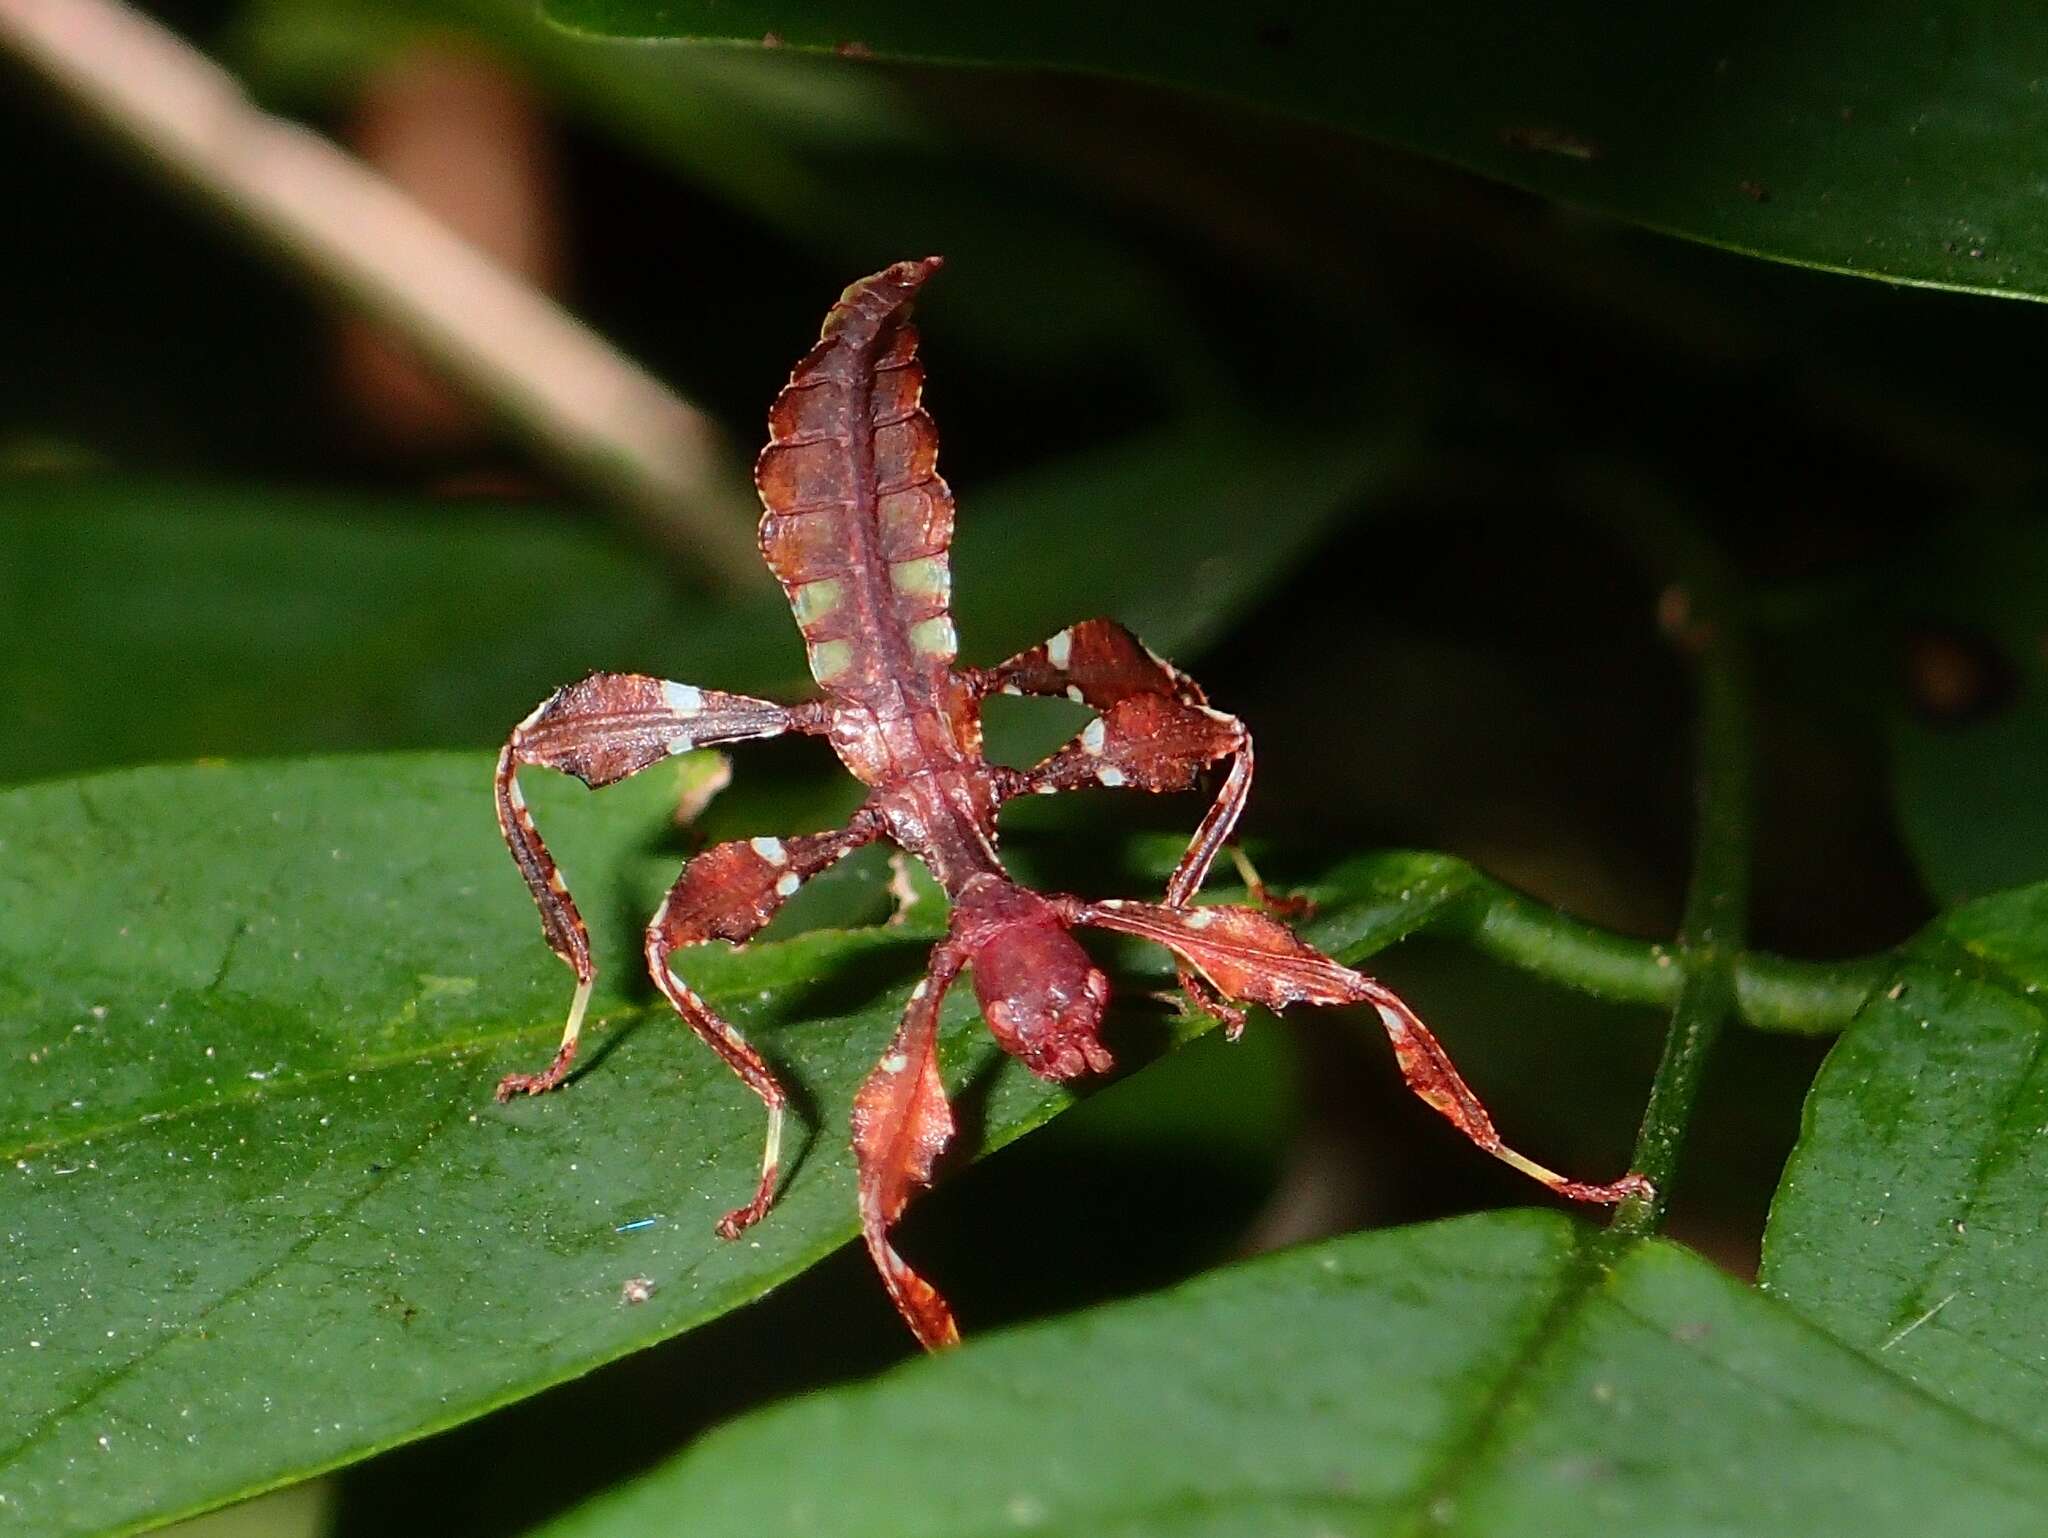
[[0, 0, 761, 586], [1440, 876, 1878, 1034], [1609, 521, 1753, 1240]]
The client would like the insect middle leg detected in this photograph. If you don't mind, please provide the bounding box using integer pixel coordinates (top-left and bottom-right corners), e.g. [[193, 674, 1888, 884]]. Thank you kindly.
[[645, 816, 883, 1239]]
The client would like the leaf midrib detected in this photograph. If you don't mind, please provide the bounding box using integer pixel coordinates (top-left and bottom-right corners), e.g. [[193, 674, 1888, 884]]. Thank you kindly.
[[1390, 1225, 1612, 1537]]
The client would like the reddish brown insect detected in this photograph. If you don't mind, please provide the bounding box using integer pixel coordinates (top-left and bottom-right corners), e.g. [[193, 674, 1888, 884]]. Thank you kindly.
[[493, 259, 1649, 1349]]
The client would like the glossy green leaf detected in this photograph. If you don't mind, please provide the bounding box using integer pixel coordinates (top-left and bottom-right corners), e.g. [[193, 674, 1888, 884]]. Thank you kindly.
[[1762, 881, 2048, 1445], [529, 1212, 2048, 1538], [0, 411, 1391, 784], [543, 0, 2048, 305], [0, 753, 1220, 1537]]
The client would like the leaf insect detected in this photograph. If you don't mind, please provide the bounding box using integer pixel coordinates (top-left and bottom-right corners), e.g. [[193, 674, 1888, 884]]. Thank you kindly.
[[492, 259, 1650, 1348]]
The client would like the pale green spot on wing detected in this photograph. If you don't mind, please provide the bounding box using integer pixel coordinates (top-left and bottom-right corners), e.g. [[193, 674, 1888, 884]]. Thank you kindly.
[[790, 578, 844, 630], [889, 556, 950, 604], [807, 639, 855, 684], [908, 616, 958, 661]]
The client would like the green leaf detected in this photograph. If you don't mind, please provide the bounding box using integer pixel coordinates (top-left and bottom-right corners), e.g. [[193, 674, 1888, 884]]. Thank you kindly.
[[0, 754, 1206, 1537], [0, 413, 1392, 784], [1762, 881, 2048, 1445], [1886, 516, 2048, 902], [527, 1212, 2048, 1538], [542, 0, 2048, 305], [0, 480, 760, 786]]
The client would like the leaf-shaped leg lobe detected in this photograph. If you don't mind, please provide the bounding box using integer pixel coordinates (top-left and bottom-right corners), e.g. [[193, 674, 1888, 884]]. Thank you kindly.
[[1074, 899, 1651, 1207], [852, 945, 968, 1350]]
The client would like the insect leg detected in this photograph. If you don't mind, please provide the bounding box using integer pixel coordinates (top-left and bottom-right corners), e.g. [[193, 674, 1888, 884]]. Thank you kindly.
[[851, 942, 969, 1349], [976, 617, 1205, 710], [978, 618, 1252, 906], [494, 673, 811, 1101], [1070, 897, 1653, 1207], [645, 816, 883, 1239]]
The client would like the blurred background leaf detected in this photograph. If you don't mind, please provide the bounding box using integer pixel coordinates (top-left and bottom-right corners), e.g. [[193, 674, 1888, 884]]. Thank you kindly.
[[0, 402, 1395, 787], [543, 0, 2048, 306], [1884, 518, 2048, 901]]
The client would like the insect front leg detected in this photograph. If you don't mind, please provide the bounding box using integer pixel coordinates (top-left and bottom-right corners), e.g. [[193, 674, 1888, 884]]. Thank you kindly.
[[493, 673, 814, 1101], [977, 616, 1259, 905], [850, 943, 968, 1350], [1070, 897, 1653, 1208], [646, 816, 883, 1239]]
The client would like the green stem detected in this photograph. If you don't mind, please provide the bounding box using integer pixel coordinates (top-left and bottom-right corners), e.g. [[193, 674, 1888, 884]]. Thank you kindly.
[[1609, 517, 1753, 1239], [1440, 876, 1879, 1034], [1304, 855, 1884, 1036]]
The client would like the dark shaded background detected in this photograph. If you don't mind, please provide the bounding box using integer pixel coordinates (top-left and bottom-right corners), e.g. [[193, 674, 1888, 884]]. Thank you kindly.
[[7, 5, 2045, 1534]]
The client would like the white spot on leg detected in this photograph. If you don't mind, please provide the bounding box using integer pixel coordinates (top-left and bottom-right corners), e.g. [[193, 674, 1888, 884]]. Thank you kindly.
[[1065, 685, 1086, 703], [1097, 766, 1127, 787], [1046, 628, 1073, 670], [774, 872, 801, 897], [662, 681, 705, 714], [882, 1052, 909, 1074], [1080, 719, 1106, 755], [666, 733, 696, 755], [1187, 908, 1215, 929], [750, 836, 788, 865]]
